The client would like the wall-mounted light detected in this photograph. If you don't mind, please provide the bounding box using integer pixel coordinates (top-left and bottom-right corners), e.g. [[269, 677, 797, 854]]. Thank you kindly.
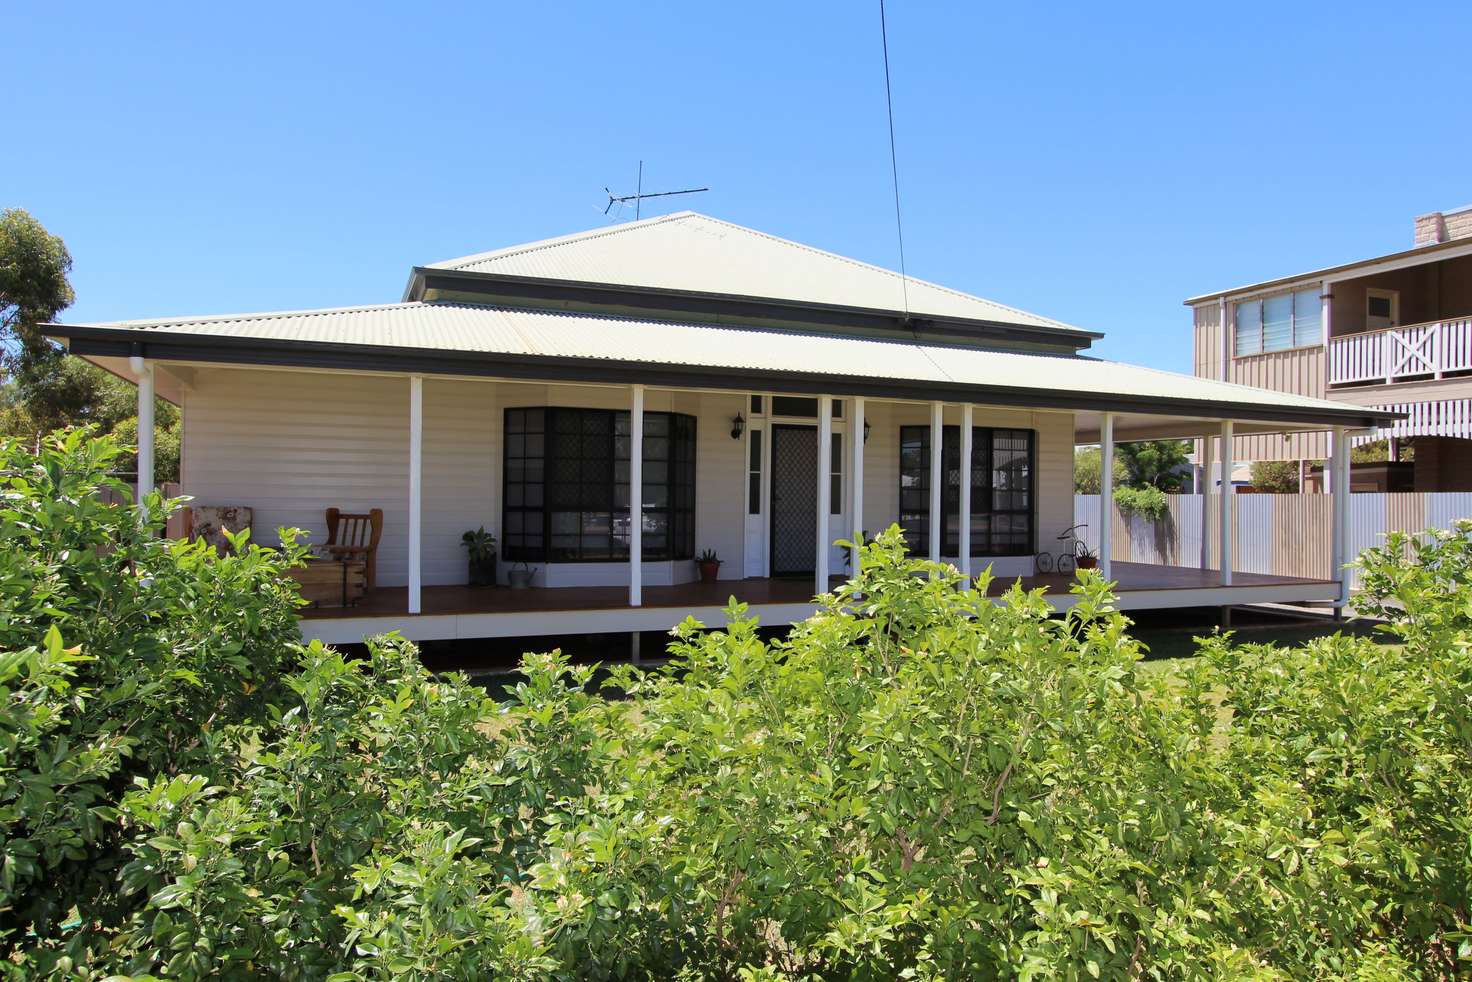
[[730, 412, 745, 440], [863, 418, 872, 443]]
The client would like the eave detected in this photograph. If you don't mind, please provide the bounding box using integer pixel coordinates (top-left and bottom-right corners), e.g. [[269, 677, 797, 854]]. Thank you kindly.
[[46, 323, 1398, 432], [403, 267, 1103, 353]]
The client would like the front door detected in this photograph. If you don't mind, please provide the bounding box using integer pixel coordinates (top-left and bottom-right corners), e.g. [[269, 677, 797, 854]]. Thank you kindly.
[[770, 425, 817, 576]]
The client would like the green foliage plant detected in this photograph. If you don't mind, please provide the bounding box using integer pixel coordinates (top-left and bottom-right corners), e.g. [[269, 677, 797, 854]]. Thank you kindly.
[[1249, 459, 1301, 492], [1116, 439, 1190, 491], [0, 429, 307, 971], [1114, 483, 1169, 520], [2, 430, 1471, 978]]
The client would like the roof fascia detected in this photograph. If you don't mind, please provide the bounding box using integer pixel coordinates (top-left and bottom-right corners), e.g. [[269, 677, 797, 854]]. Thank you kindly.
[[1184, 237, 1472, 307], [46, 323, 1398, 430], [409, 268, 1102, 350]]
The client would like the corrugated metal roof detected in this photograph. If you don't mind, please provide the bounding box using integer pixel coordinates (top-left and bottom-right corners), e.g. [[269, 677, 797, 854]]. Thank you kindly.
[[63, 300, 1379, 419], [426, 212, 1081, 333]]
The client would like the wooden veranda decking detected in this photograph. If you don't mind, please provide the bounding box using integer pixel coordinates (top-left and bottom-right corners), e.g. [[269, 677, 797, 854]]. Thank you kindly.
[[297, 563, 1339, 644]]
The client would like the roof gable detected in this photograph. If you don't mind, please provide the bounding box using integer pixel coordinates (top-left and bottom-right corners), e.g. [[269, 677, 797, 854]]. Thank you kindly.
[[426, 212, 1081, 334]]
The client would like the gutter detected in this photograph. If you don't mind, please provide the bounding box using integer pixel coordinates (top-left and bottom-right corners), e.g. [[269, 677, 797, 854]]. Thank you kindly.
[[46, 323, 1402, 431]]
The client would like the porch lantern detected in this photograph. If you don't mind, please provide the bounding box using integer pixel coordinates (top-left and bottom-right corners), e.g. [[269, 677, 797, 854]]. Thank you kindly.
[[730, 412, 745, 440]]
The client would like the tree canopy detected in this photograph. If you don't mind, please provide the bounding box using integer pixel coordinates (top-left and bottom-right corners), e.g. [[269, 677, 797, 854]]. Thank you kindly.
[[0, 208, 74, 353], [1116, 438, 1191, 491], [0, 208, 178, 478], [1073, 446, 1124, 494]]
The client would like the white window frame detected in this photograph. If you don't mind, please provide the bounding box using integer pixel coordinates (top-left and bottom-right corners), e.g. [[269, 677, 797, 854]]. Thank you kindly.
[[1233, 287, 1322, 357]]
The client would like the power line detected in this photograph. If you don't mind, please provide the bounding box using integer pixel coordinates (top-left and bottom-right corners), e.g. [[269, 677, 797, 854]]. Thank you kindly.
[[878, 0, 910, 322]]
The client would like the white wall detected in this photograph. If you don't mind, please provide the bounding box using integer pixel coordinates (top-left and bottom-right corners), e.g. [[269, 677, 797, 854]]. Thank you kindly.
[[180, 368, 496, 587], [181, 368, 750, 590], [180, 366, 1074, 589]]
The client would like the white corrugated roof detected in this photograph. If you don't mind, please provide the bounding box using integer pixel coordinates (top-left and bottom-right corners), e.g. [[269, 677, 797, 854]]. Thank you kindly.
[[426, 212, 1081, 332], [63, 300, 1373, 419]]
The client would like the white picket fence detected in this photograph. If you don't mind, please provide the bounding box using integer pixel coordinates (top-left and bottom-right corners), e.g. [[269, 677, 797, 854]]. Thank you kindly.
[[1074, 493, 1472, 590]]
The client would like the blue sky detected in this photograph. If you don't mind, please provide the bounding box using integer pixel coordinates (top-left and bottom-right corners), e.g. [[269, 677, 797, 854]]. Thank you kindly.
[[7, 1, 1471, 372]]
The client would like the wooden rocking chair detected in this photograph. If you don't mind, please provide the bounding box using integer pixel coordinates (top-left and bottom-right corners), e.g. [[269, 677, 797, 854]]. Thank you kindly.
[[325, 507, 384, 590]]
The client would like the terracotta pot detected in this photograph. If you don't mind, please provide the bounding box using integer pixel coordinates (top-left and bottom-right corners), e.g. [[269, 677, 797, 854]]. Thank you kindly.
[[698, 560, 722, 584]]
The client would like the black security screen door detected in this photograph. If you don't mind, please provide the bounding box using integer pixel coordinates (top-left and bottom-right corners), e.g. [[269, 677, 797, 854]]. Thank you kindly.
[[769, 425, 818, 576]]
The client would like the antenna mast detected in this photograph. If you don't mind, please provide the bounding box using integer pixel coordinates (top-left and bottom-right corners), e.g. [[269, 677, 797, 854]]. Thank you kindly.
[[605, 160, 709, 219]]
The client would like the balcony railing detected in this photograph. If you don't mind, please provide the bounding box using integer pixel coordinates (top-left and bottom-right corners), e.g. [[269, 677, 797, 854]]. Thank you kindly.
[[1328, 317, 1472, 385]]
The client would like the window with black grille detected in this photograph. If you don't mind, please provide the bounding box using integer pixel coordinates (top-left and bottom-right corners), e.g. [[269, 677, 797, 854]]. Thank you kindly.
[[898, 425, 1034, 557], [503, 407, 696, 562]]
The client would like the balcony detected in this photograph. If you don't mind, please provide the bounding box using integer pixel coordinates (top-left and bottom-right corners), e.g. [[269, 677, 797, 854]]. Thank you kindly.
[[1329, 317, 1472, 386]]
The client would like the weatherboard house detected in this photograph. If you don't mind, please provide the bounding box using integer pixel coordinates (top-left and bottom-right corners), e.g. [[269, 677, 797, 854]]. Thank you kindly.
[[49, 213, 1395, 643]]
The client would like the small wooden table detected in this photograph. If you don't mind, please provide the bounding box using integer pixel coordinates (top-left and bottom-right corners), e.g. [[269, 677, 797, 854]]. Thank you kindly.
[[289, 558, 367, 608]]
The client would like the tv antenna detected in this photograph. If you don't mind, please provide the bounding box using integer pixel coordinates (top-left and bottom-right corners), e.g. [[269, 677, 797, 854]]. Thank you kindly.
[[604, 161, 708, 220]]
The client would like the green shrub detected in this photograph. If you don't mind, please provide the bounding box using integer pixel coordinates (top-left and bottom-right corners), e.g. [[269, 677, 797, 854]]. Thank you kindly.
[[0, 429, 307, 969], [3, 432, 1470, 978], [1114, 483, 1169, 520], [1250, 458, 1300, 492]]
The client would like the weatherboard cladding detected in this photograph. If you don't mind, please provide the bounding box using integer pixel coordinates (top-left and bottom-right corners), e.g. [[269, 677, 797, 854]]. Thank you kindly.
[[426, 212, 1080, 333], [60, 300, 1392, 424]]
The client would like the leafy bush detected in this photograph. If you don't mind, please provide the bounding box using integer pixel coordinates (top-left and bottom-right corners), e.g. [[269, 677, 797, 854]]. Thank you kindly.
[[0, 429, 306, 969], [1114, 483, 1169, 520], [1073, 446, 1123, 494], [2, 432, 1470, 978], [1249, 458, 1300, 492], [1116, 439, 1191, 491]]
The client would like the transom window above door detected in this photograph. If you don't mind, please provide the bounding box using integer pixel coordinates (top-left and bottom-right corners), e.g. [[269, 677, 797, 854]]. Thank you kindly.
[[769, 396, 843, 419]]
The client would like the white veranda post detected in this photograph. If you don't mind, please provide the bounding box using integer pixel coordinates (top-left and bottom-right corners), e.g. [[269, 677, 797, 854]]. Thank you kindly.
[[816, 396, 832, 594], [130, 356, 155, 508], [1199, 433, 1214, 569], [850, 397, 865, 575], [630, 385, 644, 607], [958, 405, 973, 581], [1330, 426, 1350, 612], [1219, 420, 1234, 586], [928, 402, 943, 564], [408, 375, 423, 615], [1099, 413, 1115, 581]]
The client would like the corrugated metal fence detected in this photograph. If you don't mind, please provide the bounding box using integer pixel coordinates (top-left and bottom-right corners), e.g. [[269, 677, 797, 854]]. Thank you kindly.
[[1074, 493, 1472, 590]]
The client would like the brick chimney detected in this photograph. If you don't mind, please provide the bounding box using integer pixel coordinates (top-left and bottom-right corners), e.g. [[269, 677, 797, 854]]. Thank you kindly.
[[1415, 206, 1472, 246]]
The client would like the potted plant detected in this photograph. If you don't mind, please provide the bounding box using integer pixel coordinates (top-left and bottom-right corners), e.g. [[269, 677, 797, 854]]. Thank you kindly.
[[696, 548, 722, 584], [1074, 541, 1099, 570], [461, 527, 498, 587]]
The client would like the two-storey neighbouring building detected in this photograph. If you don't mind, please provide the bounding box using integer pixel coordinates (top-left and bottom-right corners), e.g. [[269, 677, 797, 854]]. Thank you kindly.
[[1188, 206, 1472, 491]]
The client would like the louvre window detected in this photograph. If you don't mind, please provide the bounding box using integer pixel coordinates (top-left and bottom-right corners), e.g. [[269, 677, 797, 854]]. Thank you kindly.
[[1233, 288, 1321, 356], [898, 426, 1034, 557], [503, 407, 696, 562]]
